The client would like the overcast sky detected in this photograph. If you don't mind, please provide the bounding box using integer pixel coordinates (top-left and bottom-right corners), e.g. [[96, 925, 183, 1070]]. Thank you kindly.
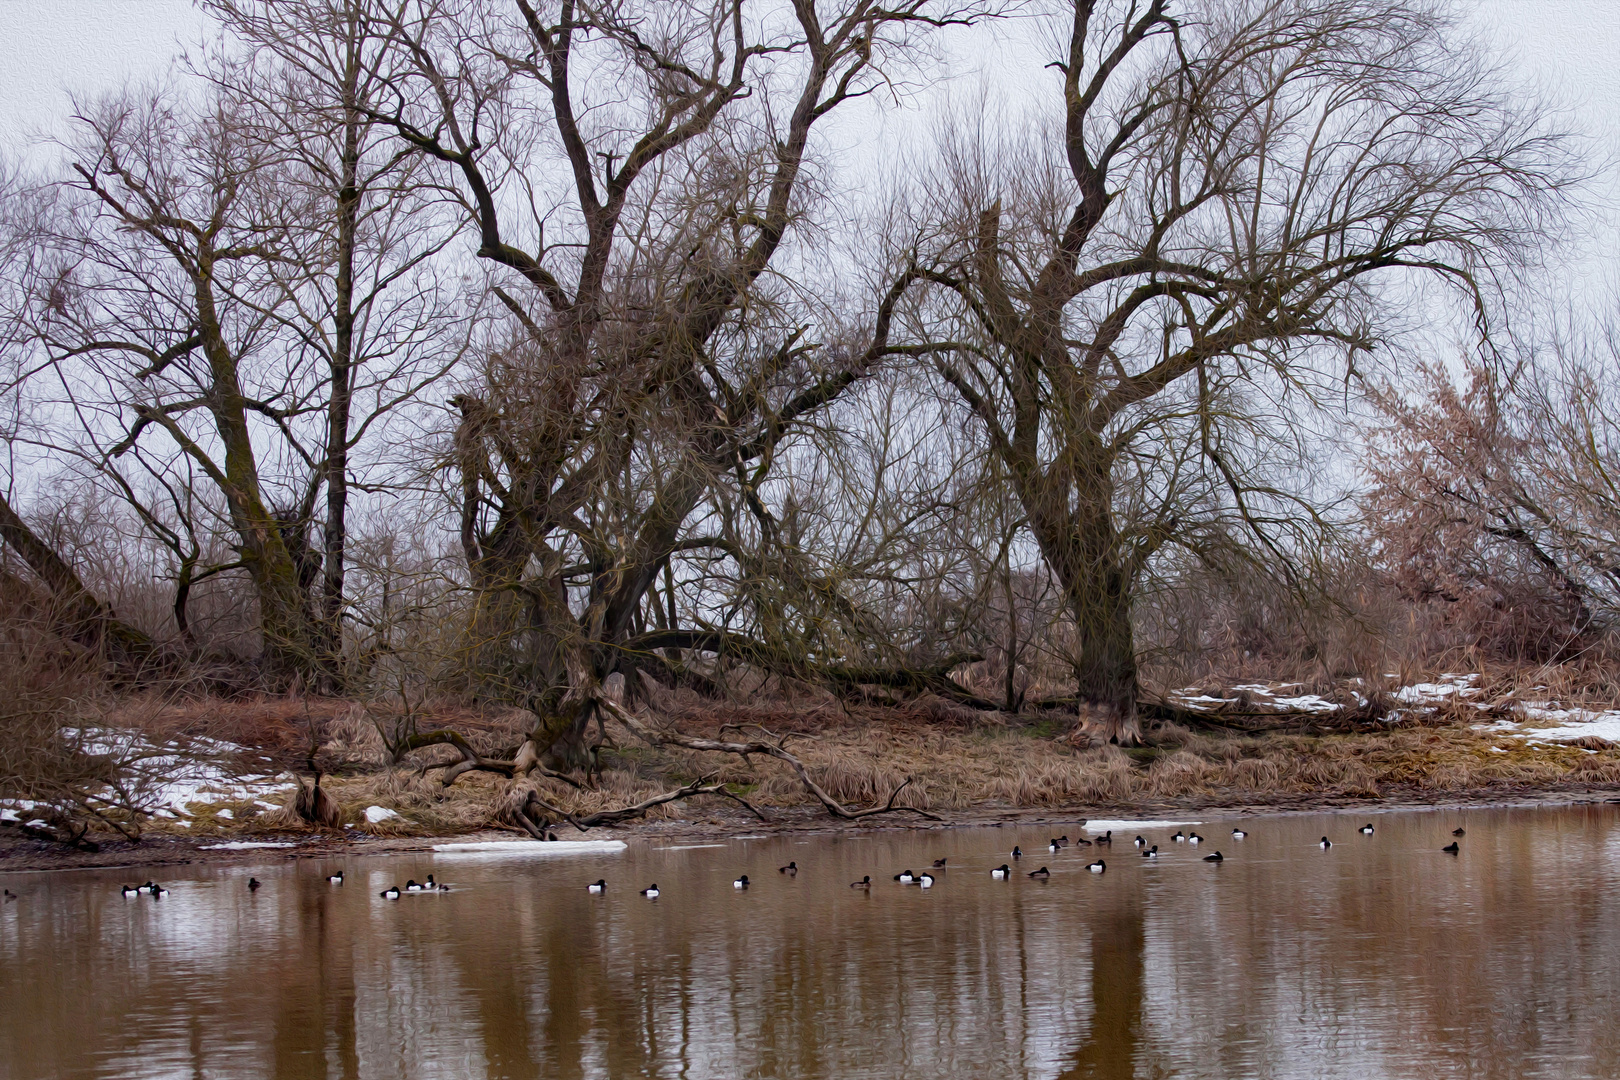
[[3, 0, 1618, 267]]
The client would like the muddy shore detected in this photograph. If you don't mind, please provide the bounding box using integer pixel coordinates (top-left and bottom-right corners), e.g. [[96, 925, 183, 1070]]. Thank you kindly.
[[5, 782, 1617, 875]]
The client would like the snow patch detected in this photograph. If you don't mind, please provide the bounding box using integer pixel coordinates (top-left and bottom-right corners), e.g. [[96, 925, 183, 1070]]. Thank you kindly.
[[431, 840, 628, 856], [364, 805, 401, 824], [1085, 819, 1202, 832], [199, 841, 297, 850]]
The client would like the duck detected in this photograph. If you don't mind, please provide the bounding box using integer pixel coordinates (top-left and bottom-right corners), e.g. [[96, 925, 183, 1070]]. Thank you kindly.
[[424, 875, 439, 891], [918, 873, 935, 888], [1452, 827, 1466, 837], [640, 884, 660, 898], [587, 879, 606, 894], [405, 880, 425, 892], [1074, 837, 1093, 847], [778, 862, 798, 875], [380, 885, 401, 899], [1141, 845, 1159, 858], [850, 876, 872, 889], [1231, 828, 1248, 839], [121, 884, 142, 898], [894, 870, 915, 883], [1172, 831, 1186, 842], [1028, 866, 1051, 879], [327, 871, 344, 885], [991, 864, 1010, 880], [1359, 823, 1375, 835], [1049, 840, 1063, 852], [1011, 846, 1023, 859], [931, 858, 948, 868], [1318, 837, 1332, 849], [1202, 851, 1224, 862], [2, 889, 14, 901], [1088, 860, 1106, 873], [1095, 831, 1112, 845], [1187, 833, 1203, 845], [733, 875, 750, 889], [1133, 835, 1146, 848], [248, 878, 261, 892], [1442, 841, 1460, 854], [148, 883, 169, 897]]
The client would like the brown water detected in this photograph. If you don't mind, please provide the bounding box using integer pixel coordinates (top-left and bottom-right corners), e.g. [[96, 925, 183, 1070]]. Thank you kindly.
[[2, 804, 1619, 1079]]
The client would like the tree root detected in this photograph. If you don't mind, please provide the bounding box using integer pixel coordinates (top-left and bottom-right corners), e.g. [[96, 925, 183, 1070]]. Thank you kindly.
[[505, 776, 768, 836], [398, 729, 584, 789], [596, 697, 943, 822]]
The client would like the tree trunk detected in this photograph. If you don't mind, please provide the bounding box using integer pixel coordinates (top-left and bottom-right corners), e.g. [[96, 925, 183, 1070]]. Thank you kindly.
[[319, 49, 363, 691], [1022, 452, 1143, 744], [0, 489, 152, 661]]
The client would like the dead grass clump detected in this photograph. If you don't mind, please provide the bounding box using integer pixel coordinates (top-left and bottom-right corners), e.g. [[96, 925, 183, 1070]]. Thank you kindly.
[[1146, 750, 1215, 797]]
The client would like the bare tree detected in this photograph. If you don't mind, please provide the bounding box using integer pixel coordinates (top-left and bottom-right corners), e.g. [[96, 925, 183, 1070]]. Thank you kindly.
[[359, 0, 995, 764], [892, 0, 1573, 740]]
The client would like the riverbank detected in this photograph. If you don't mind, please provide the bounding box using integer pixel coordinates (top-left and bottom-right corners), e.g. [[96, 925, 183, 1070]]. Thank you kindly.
[[5, 680, 1620, 872]]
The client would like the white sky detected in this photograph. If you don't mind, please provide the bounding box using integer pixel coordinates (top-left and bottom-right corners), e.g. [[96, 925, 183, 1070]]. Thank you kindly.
[[2, 1, 1617, 286]]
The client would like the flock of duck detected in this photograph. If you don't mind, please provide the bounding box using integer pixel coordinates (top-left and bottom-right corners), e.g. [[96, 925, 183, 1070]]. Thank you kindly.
[[110, 821, 1471, 901], [587, 822, 1473, 899]]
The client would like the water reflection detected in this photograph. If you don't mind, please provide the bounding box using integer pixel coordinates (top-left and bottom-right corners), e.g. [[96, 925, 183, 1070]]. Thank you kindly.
[[2, 804, 1619, 1079]]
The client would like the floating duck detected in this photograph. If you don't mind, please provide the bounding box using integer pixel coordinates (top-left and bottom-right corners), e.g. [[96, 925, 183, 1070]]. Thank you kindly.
[[1095, 831, 1112, 845], [1028, 866, 1051, 879], [1203, 851, 1224, 862], [405, 880, 425, 892], [1452, 828, 1466, 837], [1231, 828, 1248, 839], [778, 862, 798, 875], [919, 873, 935, 888], [1011, 846, 1022, 859], [327, 871, 344, 884], [850, 876, 872, 889], [587, 879, 606, 894], [733, 875, 750, 889], [248, 878, 261, 892], [380, 886, 401, 899], [1359, 824, 1375, 835], [1141, 846, 1159, 858], [1318, 837, 1332, 849], [1133, 836, 1146, 848], [932, 858, 948, 868], [991, 864, 1010, 880], [148, 883, 169, 897], [894, 870, 915, 883], [640, 884, 660, 898], [1188, 833, 1203, 845], [1443, 842, 1460, 854], [120, 885, 141, 898], [1172, 831, 1186, 842], [1088, 860, 1106, 873]]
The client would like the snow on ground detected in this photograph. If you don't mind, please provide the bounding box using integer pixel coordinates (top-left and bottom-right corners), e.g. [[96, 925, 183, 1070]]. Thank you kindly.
[[364, 806, 401, 823], [199, 841, 298, 850], [1, 729, 298, 825]]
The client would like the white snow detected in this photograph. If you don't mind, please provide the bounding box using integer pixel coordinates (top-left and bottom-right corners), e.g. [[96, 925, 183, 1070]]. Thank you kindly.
[[1084, 819, 1202, 832], [364, 806, 402, 823], [1269, 695, 1341, 713], [431, 840, 628, 856], [199, 841, 297, 850]]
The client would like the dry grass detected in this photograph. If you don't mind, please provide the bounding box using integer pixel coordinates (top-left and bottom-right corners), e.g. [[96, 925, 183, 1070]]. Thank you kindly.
[[106, 677, 1620, 843]]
